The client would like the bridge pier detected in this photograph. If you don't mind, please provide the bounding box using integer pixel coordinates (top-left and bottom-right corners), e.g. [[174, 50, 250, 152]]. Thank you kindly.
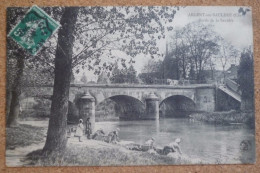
[[144, 93, 159, 120], [78, 92, 95, 132]]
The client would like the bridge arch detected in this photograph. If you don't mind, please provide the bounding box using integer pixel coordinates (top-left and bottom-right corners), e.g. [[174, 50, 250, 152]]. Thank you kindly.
[[96, 95, 145, 120], [159, 95, 196, 118], [97, 94, 144, 105]]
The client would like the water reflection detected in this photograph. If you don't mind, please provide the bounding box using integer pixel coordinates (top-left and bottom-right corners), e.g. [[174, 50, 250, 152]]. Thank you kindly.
[[95, 118, 255, 164]]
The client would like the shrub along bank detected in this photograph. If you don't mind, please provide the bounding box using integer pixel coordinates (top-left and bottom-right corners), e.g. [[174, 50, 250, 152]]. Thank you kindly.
[[189, 110, 254, 127], [6, 124, 45, 149]]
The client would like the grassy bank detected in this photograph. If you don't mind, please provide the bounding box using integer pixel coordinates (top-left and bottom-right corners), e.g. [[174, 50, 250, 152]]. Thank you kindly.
[[26, 140, 201, 166], [6, 124, 45, 150], [190, 110, 255, 126]]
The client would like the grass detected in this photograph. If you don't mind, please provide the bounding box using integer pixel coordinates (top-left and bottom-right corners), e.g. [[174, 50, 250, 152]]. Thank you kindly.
[[26, 141, 198, 166], [6, 124, 45, 149], [189, 110, 255, 126]]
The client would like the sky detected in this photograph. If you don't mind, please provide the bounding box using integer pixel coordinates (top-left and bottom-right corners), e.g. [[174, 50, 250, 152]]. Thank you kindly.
[[74, 6, 253, 82]]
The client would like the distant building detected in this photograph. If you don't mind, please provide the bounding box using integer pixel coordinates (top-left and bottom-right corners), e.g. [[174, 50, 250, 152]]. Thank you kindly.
[[226, 64, 238, 80]]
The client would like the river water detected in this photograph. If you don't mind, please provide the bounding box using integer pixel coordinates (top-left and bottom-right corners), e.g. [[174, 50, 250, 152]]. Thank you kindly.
[[96, 118, 255, 164]]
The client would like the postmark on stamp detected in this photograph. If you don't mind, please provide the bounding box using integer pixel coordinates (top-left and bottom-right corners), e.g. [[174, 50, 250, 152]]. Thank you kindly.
[[8, 5, 60, 55]]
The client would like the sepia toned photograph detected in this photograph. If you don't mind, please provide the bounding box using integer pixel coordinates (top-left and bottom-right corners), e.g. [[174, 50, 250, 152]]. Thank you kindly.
[[6, 6, 255, 166]]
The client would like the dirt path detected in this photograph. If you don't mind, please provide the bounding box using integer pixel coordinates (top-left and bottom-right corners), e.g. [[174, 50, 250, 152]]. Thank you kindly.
[[6, 142, 45, 167]]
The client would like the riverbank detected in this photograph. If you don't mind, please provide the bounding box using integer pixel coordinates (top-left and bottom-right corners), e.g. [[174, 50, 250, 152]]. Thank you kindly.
[[26, 137, 202, 166], [6, 124, 45, 150], [189, 110, 254, 126], [6, 120, 203, 166]]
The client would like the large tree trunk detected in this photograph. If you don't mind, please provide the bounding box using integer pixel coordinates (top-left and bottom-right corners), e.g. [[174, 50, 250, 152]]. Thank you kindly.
[[42, 8, 79, 154], [6, 55, 25, 127]]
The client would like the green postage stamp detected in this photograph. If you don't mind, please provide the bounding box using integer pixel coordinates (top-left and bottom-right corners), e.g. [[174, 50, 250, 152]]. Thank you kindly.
[[8, 5, 60, 55]]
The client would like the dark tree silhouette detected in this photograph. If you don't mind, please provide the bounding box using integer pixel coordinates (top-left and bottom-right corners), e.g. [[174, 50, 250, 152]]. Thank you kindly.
[[237, 48, 254, 111], [42, 7, 79, 154]]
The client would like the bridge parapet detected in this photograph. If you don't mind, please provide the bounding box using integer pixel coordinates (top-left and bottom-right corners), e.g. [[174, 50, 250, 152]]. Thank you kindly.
[[69, 83, 215, 89]]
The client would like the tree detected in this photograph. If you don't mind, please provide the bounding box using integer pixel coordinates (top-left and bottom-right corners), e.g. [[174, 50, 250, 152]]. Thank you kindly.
[[126, 65, 139, 83], [142, 59, 162, 74], [6, 48, 26, 127], [166, 29, 190, 80], [110, 63, 123, 83], [40, 6, 178, 154], [80, 72, 88, 84], [71, 7, 177, 75], [237, 48, 254, 111], [162, 22, 219, 83], [110, 63, 138, 84], [97, 71, 110, 84], [6, 7, 61, 126], [208, 56, 216, 80], [6, 45, 55, 126], [139, 59, 164, 84], [161, 53, 179, 80], [179, 22, 219, 82], [6, 8, 28, 127], [216, 37, 239, 80], [42, 7, 79, 154]]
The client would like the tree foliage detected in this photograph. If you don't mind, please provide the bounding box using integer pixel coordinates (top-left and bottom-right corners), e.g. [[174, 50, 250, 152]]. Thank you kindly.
[[97, 71, 110, 84], [139, 60, 164, 84], [80, 72, 88, 84], [141, 59, 163, 73], [216, 37, 239, 79], [141, 22, 219, 83], [6, 7, 62, 126], [162, 22, 240, 83], [172, 22, 219, 82], [110, 64, 138, 84], [237, 48, 254, 110], [71, 7, 178, 75], [139, 21, 240, 84]]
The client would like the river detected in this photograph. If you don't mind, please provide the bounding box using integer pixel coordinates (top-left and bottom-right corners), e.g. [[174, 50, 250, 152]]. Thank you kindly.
[[95, 118, 255, 164], [7, 118, 255, 166]]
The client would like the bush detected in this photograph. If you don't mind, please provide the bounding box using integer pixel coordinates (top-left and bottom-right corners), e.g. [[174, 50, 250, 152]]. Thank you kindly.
[[189, 111, 254, 127], [6, 124, 45, 149]]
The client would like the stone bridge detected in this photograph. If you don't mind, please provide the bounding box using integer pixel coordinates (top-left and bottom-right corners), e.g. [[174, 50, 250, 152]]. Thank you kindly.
[[22, 84, 216, 130]]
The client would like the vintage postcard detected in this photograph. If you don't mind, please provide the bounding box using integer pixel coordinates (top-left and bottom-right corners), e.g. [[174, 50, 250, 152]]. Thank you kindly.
[[6, 6, 255, 166]]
